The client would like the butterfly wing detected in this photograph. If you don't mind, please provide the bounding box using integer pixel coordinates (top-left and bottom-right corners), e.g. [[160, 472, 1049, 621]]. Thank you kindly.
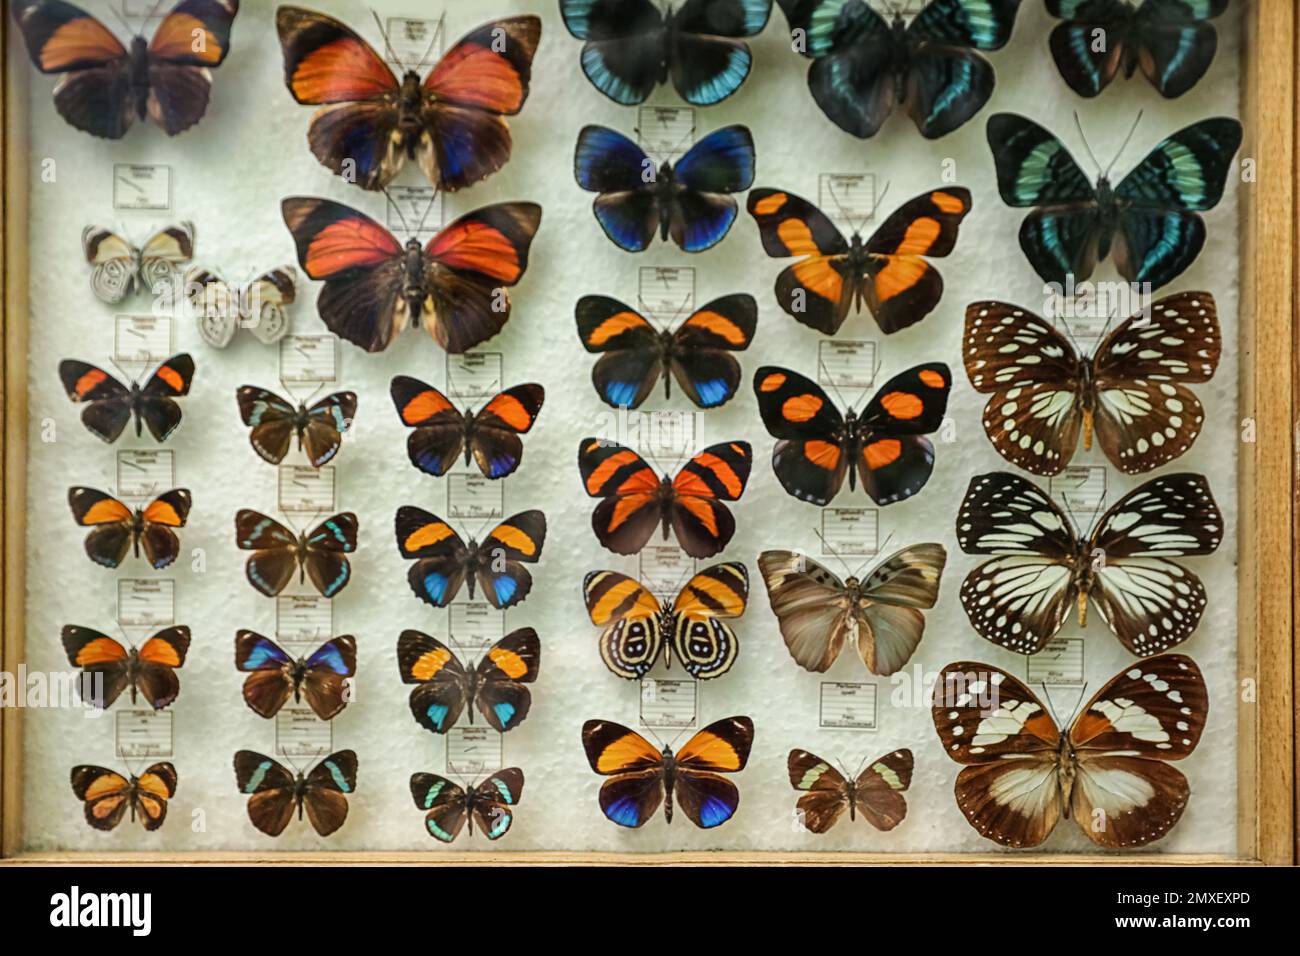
[[70, 765, 132, 830], [584, 570, 665, 680], [241, 266, 297, 344], [137, 353, 194, 442], [667, 124, 755, 252], [853, 749, 913, 831], [234, 630, 297, 718], [1087, 474, 1221, 654], [468, 768, 525, 840], [473, 628, 540, 732], [667, 0, 771, 105], [131, 762, 178, 830], [674, 716, 754, 828], [397, 630, 469, 733], [582, 719, 665, 828], [395, 507, 468, 607], [574, 125, 657, 252], [956, 472, 1080, 654], [390, 376, 466, 477], [758, 550, 853, 672], [61, 625, 129, 708], [752, 366, 848, 505], [302, 513, 358, 598], [1046, 0, 1134, 96], [133, 625, 190, 710], [302, 750, 357, 837], [58, 360, 131, 442], [188, 268, 239, 348], [134, 489, 190, 570], [1129, 0, 1227, 98], [136, 223, 195, 297], [854, 543, 947, 675], [409, 773, 469, 842], [145, 0, 239, 135], [668, 294, 757, 408], [560, 0, 666, 105], [474, 511, 547, 609], [786, 749, 850, 833], [234, 509, 300, 596], [297, 635, 356, 720], [855, 362, 951, 505], [299, 391, 357, 468], [669, 441, 751, 558], [1090, 291, 1221, 473], [233, 750, 298, 837], [468, 384, 545, 479], [578, 439, 662, 555], [81, 226, 140, 302], [670, 563, 748, 679], [576, 296, 664, 409], [236, 386, 297, 465], [68, 487, 134, 569]]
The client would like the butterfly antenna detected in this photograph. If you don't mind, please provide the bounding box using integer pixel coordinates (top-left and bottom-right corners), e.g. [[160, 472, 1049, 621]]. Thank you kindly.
[[811, 526, 857, 580], [370, 8, 408, 72], [1073, 111, 1104, 178], [411, 191, 441, 237], [383, 187, 414, 237], [410, 12, 446, 75], [1038, 681, 1066, 730], [108, 3, 135, 34], [1104, 111, 1144, 181], [813, 353, 856, 413]]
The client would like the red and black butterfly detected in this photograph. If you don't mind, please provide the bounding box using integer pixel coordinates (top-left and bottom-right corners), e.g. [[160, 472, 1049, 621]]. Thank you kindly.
[[578, 439, 751, 559], [390, 377, 543, 479], [933, 655, 1207, 848], [397, 628, 540, 734], [234, 510, 358, 598], [410, 768, 524, 843], [71, 763, 177, 831], [395, 509, 546, 609], [276, 7, 540, 192], [752, 364, 951, 506], [234, 749, 356, 837], [59, 354, 194, 443], [236, 386, 357, 468], [747, 187, 972, 335], [575, 294, 757, 409], [69, 487, 191, 570], [62, 625, 190, 710], [12, 0, 239, 138], [234, 631, 356, 720], [282, 196, 541, 354], [788, 748, 913, 834]]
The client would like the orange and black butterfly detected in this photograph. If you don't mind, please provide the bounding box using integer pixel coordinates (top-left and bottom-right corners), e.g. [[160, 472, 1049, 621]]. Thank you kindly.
[[788, 748, 912, 834], [576, 294, 757, 409], [391, 377, 543, 480], [397, 628, 540, 734], [71, 762, 177, 831], [12, 0, 239, 138], [234, 510, 358, 598], [276, 8, 540, 192], [578, 439, 751, 558], [69, 487, 191, 570], [234, 631, 356, 720], [752, 364, 950, 507], [582, 716, 754, 828], [62, 625, 190, 710], [236, 386, 357, 468], [395, 509, 546, 609], [282, 196, 541, 354], [746, 187, 972, 335], [411, 767, 524, 842], [584, 563, 748, 680], [59, 354, 193, 443], [234, 749, 356, 838]]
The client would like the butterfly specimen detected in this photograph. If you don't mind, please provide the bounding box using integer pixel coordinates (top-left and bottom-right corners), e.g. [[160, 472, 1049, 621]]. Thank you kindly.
[[574, 124, 755, 253], [281, 196, 542, 354], [582, 716, 754, 828], [963, 292, 1221, 476], [956, 471, 1222, 655], [234, 749, 356, 837], [59, 353, 194, 443], [987, 112, 1242, 290], [71, 762, 177, 831], [411, 768, 524, 842], [82, 223, 194, 303], [933, 654, 1206, 847], [775, 0, 1021, 138], [276, 7, 540, 192], [752, 363, 951, 506], [788, 748, 912, 833], [234, 510, 358, 598], [397, 628, 540, 734], [11, 0, 239, 138], [1046, 0, 1227, 99], [236, 386, 357, 467], [395, 509, 546, 609], [576, 294, 757, 409], [390, 377, 543, 479], [584, 563, 748, 680], [62, 625, 190, 710], [69, 487, 191, 570], [559, 0, 772, 106], [758, 544, 945, 675], [234, 631, 356, 720], [578, 439, 751, 558], [187, 266, 297, 348], [747, 187, 972, 335]]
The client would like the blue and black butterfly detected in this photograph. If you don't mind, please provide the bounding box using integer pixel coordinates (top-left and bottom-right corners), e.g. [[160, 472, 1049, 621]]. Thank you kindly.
[[1046, 0, 1228, 99], [574, 124, 755, 253], [394, 508, 546, 609], [775, 0, 1022, 139], [234, 631, 356, 720], [397, 628, 539, 734], [558, 0, 772, 105], [987, 112, 1242, 290]]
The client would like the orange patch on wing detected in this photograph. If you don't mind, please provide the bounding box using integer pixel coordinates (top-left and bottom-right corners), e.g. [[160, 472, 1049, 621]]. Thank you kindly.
[[776, 218, 820, 257], [586, 449, 644, 494], [305, 218, 402, 277], [607, 493, 654, 533], [677, 453, 741, 498], [289, 37, 397, 103], [142, 499, 184, 526], [804, 440, 841, 470], [864, 439, 902, 469], [677, 731, 742, 770], [757, 372, 786, 392], [404, 522, 455, 552], [74, 637, 128, 666], [930, 191, 968, 214], [425, 44, 525, 112], [675, 576, 744, 616], [83, 774, 128, 802], [483, 393, 531, 430], [74, 368, 107, 397], [150, 14, 220, 62], [138, 638, 182, 667], [487, 647, 527, 679], [676, 496, 719, 536], [426, 221, 522, 283], [40, 17, 125, 70], [80, 498, 132, 525], [873, 256, 928, 302], [880, 391, 924, 420], [595, 732, 660, 773], [782, 394, 824, 423], [488, 524, 537, 556], [401, 389, 454, 424], [893, 218, 942, 256], [791, 256, 844, 303], [137, 773, 173, 799], [684, 311, 746, 345], [411, 647, 453, 681], [918, 369, 947, 389], [752, 193, 787, 216], [155, 365, 184, 392], [587, 311, 646, 346]]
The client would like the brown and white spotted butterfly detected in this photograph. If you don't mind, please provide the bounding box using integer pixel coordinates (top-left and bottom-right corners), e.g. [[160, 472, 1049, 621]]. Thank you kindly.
[[82, 222, 194, 304], [956, 471, 1222, 656], [963, 291, 1221, 475], [186, 266, 297, 347], [932, 655, 1207, 848], [787, 748, 912, 834]]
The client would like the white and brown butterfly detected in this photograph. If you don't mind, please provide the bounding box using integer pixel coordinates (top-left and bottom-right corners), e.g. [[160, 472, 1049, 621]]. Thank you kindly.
[[788, 748, 912, 834], [187, 266, 297, 347], [963, 291, 1221, 476], [932, 655, 1207, 848], [758, 545, 945, 676], [956, 471, 1221, 656], [82, 222, 194, 304]]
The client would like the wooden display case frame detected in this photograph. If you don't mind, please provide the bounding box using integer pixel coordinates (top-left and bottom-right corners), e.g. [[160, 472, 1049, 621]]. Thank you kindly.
[[0, 1, 1294, 866]]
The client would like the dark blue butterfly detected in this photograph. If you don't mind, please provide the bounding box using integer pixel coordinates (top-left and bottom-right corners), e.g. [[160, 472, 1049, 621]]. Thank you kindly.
[[775, 0, 1022, 139], [234, 631, 356, 720], [1047, 0, 1228, 99], [559, 0, 772, 105], [987, 112, 1241, 291], [574, 124, 755, 253]]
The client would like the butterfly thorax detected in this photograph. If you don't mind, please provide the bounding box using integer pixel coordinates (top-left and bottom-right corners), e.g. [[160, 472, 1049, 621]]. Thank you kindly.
[[1076, 362, 1097, 449], [660, 745, 677, 823], [128, 36, 151, 120], [1055, 735, 1080, 809], [293, 773, 310, 818], [128, 382, 146, 436], [396, 72, 426, 146], [125, 647, 143, 701], [841, 409, 865, 491], [401, 239, 428, 313], [461, 408, 484, 463], [129, 507, 147, 557], [654, 162, 679, 240], [1069, 541, 1096, 627], [846, 234, 874, 310], [888, 15, 913, 89], [655, 476, 678, 538], [1094, 177, 1119, 250], [462, 536, 487, 598], [658, 329, 682, 396], [655, 606, 677, 668], [288, 657, 310, 701]]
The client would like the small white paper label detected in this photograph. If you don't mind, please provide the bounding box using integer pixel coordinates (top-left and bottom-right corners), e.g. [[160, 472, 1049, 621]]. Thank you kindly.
[[117, 579, 174, 627], [384, 15, 444, 68], [276, 595, 333, 642], [278, 465, 336, 513], [818, 173, 877, 228], [818, 340, 878, 390], [639, 546, 696, 598], [279, 335, 338, 384], [386, 185, 443, 235], [114, 315, 173, 364], [449, 603, 502, 651], [637, 266, 695, 322], [447, 726, 502, 775], [116, 710, 173, 757], [448, 474, 503, 520], [275, 709, 333, 757], [112, 163, 171, 211], [819, 682, 877, 730], [637, 106, 695, 159], [116, 450, 173, 499], [821, 508, 879, 556], [447, 352, 502, 399], [635, 410, 698, 461], [1049, 465, 1108, 521], [1026, 637, 1086, 686], [639, 680, 697, 728]]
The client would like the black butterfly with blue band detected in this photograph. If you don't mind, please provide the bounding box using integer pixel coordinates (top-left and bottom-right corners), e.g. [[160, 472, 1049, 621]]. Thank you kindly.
[[987, 111, 1241, 291]]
